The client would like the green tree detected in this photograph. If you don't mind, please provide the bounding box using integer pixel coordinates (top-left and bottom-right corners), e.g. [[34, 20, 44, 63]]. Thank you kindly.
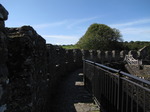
[[76, 23, 123, 50], [122, 41, 150, 51]]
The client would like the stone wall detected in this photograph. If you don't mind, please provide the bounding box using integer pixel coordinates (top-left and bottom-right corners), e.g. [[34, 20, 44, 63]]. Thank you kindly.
[[0, 4, 9, 112], [6, 26, 47, 112], [5, 26, 85, 112], [0, 25, 84, 112]]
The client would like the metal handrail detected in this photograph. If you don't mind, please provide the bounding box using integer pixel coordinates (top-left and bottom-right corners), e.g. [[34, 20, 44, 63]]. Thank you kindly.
[[84, 59, 150, 112], [84, 59, 150, 86]]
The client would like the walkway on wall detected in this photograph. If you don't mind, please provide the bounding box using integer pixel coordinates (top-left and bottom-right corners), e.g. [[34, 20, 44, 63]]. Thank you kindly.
[[50, 69, 100, 112]]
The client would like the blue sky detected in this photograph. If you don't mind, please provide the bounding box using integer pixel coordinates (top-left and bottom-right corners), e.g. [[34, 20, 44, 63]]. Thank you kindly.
[[1, 0, 150, 45]]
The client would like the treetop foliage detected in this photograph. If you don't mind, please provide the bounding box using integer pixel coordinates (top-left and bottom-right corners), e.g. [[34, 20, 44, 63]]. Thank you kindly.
[[76, 23, 123, 50]]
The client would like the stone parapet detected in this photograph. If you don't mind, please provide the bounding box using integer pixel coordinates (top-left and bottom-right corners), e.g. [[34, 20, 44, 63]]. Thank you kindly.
[[6, 26, 47, 112], [0, 4, 9, 21], [0, 4, 9, 112]]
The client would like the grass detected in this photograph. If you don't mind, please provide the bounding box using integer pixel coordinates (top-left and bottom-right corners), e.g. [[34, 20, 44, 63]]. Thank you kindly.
[[61, 44, 78, 49]]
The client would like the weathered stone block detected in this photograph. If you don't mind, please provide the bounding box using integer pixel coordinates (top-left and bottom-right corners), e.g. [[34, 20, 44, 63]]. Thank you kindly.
[[81, 50, 90, 60], [0, 21, 5, 29], [97, 50, 105, 63], [6, 26, 47, 112], [0, 4, 9, 20], [128, 50, 138, 59], [112, 50, 120, 61], [73, 49, 82, 68], [120, 50, 128, 59], [89, 50, 97, 62], [105, 51, 112, 63]]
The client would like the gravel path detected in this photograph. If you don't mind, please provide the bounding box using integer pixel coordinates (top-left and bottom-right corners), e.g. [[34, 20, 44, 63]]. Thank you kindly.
[[51, 69, 100, 112]]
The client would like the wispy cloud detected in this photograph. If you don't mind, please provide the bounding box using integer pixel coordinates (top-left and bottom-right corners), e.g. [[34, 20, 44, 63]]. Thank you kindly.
[[121, 27, 150, 34], [122, 28, 150, 41], [109, 18, 150, 41], [67, 17, 99, 29], [30, 17, 99, 44], [42, 35, 80, 45], [110, 19, 150, 28], [42, 35, 79, 39], [32, 20, 67, 29], [32, 16, 99, 30]]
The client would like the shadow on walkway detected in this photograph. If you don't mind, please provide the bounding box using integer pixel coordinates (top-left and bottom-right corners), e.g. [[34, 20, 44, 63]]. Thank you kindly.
[[50, 69, 99, 112]]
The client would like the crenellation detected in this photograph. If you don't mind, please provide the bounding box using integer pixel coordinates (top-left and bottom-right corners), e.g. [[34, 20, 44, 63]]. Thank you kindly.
[[0, 4, 8, 21], [66, 49, 74, 63], [73, 49, 83, 68], [89, 50, 97, 62], [97, 50, 105, 64], [81, 50, 132, 63], [65, 49, 76, 72], [81, 50, 90, 60], [112, 50, 121, 62], [105, 51, 112, 63], [138, 46, 149, 59], [120, 50, 128, 59]]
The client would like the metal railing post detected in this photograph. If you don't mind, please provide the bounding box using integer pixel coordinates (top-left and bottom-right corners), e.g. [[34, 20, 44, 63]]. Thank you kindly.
[[83, 59, 86, 87], [117, 70, 122, 112]]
